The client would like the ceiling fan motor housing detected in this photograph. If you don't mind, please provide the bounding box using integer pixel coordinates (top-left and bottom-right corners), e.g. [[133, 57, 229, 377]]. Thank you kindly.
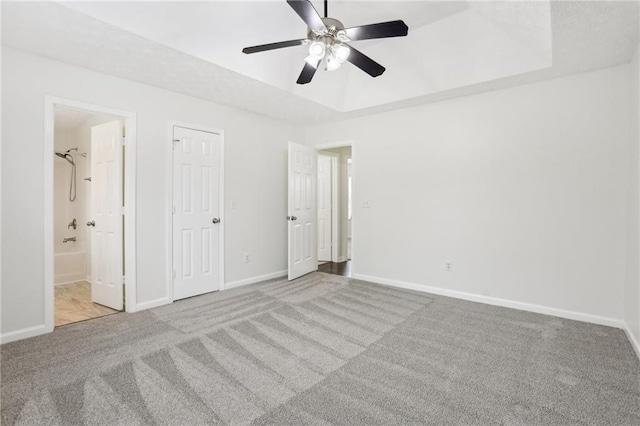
[[308, 17, 349, 42]]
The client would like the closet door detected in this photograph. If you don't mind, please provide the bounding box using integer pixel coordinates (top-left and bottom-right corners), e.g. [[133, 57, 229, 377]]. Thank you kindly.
[[172, 126, 222, 300]]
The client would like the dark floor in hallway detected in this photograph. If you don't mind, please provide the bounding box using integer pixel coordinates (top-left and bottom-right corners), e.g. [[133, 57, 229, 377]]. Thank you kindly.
[[318, 260, 351, 277]]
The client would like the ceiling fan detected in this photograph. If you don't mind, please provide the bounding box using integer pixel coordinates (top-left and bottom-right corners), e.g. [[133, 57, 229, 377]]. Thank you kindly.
[[242, 0, 408, 84]]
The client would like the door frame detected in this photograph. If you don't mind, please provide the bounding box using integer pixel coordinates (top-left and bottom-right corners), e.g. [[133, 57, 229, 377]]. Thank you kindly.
[[314, 140, 355, 269], [330, 154, 339, 263], [317, 152, 339, 263], [44, 96, 138, 332], [167, 121, 225, 300]]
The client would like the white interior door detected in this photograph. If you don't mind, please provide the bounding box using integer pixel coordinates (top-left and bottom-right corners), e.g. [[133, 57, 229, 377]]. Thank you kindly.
[[317, 154, 332, 262], [288, 142, 317, 280], [90, 120, 124, 310], [173, 126, 221, 301]]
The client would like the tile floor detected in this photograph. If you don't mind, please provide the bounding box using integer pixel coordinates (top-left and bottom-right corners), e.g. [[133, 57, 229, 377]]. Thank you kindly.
[[55, 281, 119, 326]]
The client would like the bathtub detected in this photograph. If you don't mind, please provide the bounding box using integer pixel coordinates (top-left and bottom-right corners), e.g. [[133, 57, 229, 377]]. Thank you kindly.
[[54, 250, 88, 285]]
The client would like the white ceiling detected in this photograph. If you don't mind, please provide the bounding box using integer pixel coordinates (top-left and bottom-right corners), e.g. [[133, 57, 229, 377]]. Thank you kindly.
[[2, 1, 638, 124], [54, 107, 93, 131], [56, 1, 554, 112]]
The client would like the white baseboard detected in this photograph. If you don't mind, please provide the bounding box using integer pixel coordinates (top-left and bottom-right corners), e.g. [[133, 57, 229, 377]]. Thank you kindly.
[[135, 297, 172, 311], [1, 324, 51, 345], [55, 278, 92, 286], [624, 324, 640, 361], [54, 272, 86, 285], [352, 273, 624, 329], [135, 270, 287, 311], [224, 270, 287, 290]]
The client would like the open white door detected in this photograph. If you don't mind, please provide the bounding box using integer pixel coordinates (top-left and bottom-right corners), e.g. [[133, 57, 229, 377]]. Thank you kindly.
[[172, 126, 222, 300], [288, 142, 318, 280], [90, 120, 124, 310], [317, 153, 332, 262]]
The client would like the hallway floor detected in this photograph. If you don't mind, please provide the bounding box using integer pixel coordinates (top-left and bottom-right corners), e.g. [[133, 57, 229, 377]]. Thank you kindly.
[[317, 260, 351, 277], [55, 281, 119, 326]]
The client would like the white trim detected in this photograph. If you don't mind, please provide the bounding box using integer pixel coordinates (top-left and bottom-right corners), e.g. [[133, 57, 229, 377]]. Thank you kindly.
[[352, 273, 625, 329], [624, 323, 640, 361], [225, 270, 287, 290], [55, 277, 87, 286], [316, 152, 339, 263], [330, 155, 339, 263], [168, 121, 225, 300], [44, 100, 55, 332], [314, 140, 355, 151], [44, 96, 138, 334], [0, 324, 49, 345], [166, 122, 174, 305], [124, 111, 138, 312], [350, 143, 355, 270], [136, 297, 172, 311]]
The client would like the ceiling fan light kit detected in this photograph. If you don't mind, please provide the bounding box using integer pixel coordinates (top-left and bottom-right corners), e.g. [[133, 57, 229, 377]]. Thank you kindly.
[[242, 0, 408, 84]]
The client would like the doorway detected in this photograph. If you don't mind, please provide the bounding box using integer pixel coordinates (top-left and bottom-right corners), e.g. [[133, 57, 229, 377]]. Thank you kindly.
[[317, 145, 352, 277], [286, 141, 354, 280], [45, 97, 137, 332]]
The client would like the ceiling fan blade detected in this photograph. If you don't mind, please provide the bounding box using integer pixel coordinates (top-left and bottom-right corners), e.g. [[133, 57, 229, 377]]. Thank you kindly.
[[346, 45, 385, 77], [242, 39, 307, 54], [287, 0, 327, 33], [297, 61, 320, 84], [344, 20, 408, 41]]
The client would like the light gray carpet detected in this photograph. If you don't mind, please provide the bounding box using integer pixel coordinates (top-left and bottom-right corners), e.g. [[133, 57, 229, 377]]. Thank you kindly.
[[2, 272, 639, 425]]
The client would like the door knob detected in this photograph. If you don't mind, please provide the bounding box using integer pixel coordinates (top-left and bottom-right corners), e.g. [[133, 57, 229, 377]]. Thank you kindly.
[[86, 221, 95, 227], [212, 218, 220, 224], [291, 216, 297, 221]]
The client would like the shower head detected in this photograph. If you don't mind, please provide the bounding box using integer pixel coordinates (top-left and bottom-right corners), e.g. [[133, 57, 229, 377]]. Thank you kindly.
[[55, 151, 75, 165]]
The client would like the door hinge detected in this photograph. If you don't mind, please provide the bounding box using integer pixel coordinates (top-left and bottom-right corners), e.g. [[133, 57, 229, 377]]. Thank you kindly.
[[121, 136, 126, 146], [122, 275, 126, 284], [172, 139, 180, 149]]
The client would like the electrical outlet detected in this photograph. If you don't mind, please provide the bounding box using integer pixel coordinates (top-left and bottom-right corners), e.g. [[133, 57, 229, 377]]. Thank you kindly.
[[244, 253, 250, 264], [445, 262, 453, 272], [362, 200, 371, 208]]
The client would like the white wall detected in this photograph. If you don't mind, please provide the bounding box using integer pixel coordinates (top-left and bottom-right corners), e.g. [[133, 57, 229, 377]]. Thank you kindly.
[[306, 65, 631, 325], [2, 45, 636, 343], [54, 126, 85, 254], [626, 43, 640, 355], [54, 125, 88, 284], [1, 47, 302, 340]]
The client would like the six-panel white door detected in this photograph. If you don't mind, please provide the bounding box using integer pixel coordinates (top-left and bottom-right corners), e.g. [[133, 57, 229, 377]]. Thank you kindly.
[[288, 142, 317, 280], [90, 120, 124, 310], [317, 153, 332, 262], [172, 126, 221, 300]]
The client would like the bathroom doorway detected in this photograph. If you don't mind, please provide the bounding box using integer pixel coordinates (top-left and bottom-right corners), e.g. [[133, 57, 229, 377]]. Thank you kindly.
[[46, 97, 137, 329]]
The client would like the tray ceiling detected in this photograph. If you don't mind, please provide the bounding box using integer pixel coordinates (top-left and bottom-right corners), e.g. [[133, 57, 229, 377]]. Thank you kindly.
[[2, 1, 638, 124]]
